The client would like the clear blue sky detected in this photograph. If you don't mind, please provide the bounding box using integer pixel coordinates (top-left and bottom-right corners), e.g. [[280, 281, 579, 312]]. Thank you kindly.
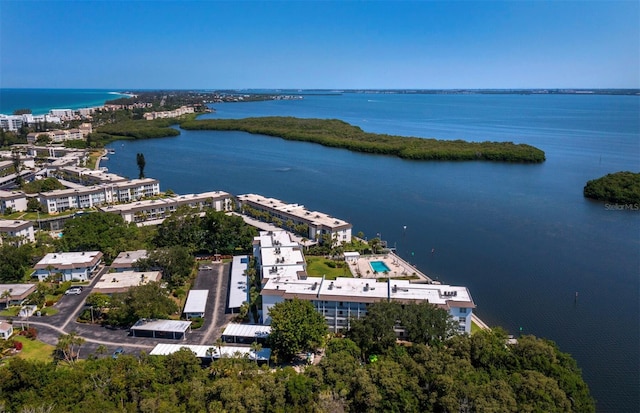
[[1, 1, 638, 89]]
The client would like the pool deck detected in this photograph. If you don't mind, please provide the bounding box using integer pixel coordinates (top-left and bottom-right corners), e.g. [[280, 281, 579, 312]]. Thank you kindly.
[[348, 252, 433, 283]]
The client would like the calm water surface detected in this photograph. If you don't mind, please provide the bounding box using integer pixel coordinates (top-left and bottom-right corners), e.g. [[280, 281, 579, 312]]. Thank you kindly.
[[11, 90, 637, 412]]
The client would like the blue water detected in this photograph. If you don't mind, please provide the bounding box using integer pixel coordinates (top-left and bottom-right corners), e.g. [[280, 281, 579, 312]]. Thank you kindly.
[[5, 90, 639, 412], [370, 261, 391, 273], [0, 89, 125, 115]]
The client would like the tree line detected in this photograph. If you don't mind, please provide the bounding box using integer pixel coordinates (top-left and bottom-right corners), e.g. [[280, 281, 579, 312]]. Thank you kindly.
[[0, 311, 594, 412], [180, 116, 546, 163]]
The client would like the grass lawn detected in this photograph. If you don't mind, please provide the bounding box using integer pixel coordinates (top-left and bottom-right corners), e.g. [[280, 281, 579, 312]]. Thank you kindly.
[[471, 319, 482, 334], [13, 335, 55, 362], [305, 256, 352, 280], [0, 307, 21, 317], [39, 307, 59, 316]]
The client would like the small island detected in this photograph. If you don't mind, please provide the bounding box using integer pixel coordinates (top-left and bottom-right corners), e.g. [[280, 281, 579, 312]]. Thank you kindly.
[[180, 116, 546, 163], [583, 171, 640, 204]]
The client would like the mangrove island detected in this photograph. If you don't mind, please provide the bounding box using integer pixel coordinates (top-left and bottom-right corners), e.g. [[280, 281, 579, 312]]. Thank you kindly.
[[180, 116, 546, 163], [583, 171, 640, 204]]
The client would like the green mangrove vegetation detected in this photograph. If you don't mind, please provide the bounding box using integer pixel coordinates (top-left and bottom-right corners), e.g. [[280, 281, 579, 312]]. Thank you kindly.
[[583, 171, 640, 204], [180, 116, 546, 163]]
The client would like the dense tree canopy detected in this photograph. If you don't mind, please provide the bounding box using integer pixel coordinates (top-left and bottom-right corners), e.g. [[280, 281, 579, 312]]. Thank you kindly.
[[139, 246, 195, 288], [268, 298, 328, 361], [0, 243, 34, 282], [181, 117, 546, 163], [58, 212, 142, 263], [0, 330, 594, 412], [583, 171, 640, 204], [154, 207, 256, 254], [102, 282, 179, 327]]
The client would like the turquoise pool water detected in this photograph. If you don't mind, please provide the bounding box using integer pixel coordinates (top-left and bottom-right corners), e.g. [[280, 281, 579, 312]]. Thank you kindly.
[[370, 261, 391, 273]]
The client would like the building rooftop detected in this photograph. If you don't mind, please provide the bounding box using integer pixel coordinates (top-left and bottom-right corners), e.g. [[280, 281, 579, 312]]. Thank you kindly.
[[0, 219, 32, 231], [183, 290, 209, 314], [262, 276, 475, 308], [222, 323, 271, 339], [229, 255, 249, 309], [0, 283, 36, 298], [34, 251, 103, 270], [238, 193, 351, 229], [149, 343, 271, 361], [111, 250, 148, 268], [93, 271, 161, 294], [130, 319, 192, 333]]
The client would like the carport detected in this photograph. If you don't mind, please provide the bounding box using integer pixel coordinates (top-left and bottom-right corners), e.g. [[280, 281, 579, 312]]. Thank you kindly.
[[130, 319, 192, 340]]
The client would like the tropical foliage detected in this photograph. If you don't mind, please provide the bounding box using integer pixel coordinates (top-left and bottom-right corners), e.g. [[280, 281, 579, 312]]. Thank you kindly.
[[583, 171, 640, 204], [20, 177, 65, 194], [181, 116, 546, 163], [268, 298, 328, 361], [0, 328, 594, 412]]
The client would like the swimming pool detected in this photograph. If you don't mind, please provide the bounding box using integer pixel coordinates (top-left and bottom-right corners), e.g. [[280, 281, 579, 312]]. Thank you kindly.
[[370, 260, 390, 273]]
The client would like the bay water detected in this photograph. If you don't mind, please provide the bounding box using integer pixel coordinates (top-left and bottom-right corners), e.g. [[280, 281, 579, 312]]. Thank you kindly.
[[4, 89, 638, 412]]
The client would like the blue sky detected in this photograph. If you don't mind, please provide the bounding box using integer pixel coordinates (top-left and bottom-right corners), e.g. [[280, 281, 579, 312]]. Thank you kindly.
[[1, 1, 638, 89]]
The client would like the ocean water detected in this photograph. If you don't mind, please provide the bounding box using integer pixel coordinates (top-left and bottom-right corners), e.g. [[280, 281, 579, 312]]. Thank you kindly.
[[0, 89, 124, 115], [7, 90, 640, 412]]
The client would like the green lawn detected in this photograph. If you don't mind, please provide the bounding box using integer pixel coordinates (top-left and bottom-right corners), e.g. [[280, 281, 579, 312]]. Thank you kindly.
[[305, 256, 352, 279], [13, 335, 55, 362], [0, 307, 21, 317], [471, 319, 482, 334]]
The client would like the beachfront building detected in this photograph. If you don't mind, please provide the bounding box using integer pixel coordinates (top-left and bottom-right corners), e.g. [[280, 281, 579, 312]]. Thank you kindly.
[[143, 106, 195, 120], [237, 193, 352, 244], [36, 178, 161, 213], [33, 251, 103, 282], [93, 271, 162, 294], [0, 220, 35, 245], [100, 191, 232, 224], [0, 114, 61, 132], [254, 230, 475, 334], [0, 190, 28, 214]]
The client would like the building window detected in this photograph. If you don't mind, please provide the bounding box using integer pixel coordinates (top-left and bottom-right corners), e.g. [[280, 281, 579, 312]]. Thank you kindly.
[[459, 317, 466, 324], [460, 308, 467, 314]]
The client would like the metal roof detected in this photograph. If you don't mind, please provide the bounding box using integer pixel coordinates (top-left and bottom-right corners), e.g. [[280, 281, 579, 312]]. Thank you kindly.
[[222, 323, 271, 339], [183, 290, 209, 314], [149, 343, 271, 361], [130, 319, 191, 333], [229, 256, 249, 309]]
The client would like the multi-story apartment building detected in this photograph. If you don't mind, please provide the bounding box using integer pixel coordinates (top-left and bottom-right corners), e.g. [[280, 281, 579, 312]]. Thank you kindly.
[[33, 251, 103, 282], [237, 193, 352, 244], [100, 191, 233, 223], [37, 179, 160, 214], [0, 190, 27, 214], [254, 230, 475, 334], [0, 219, 35, 245]]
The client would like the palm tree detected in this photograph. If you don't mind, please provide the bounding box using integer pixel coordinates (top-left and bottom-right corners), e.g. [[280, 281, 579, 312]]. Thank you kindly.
[[1, 290, 11, 309], [250, 341, 263, 364], [215, 337, 224, 358], [206, 347, 216, 363]]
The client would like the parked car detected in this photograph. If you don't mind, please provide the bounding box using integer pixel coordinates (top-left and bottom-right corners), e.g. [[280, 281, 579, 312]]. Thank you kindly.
[[112, 347, 124, 359], [64, 287, 82, 295]]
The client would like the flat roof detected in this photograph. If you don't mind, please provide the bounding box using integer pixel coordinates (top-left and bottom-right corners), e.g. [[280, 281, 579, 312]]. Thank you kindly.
[[229, 255, 249, 309], [111, 250, 148, 268], [222, 323, 271, 339], [0, 219, 32, 231], [130, 319, 192, 333], [34, 251, 102, 269], [149, 343, 271, 361], [183, 290, 209, 314], [262, 276, 475, 308], [93, 271, 161, 293], [238, 194, 351, 230], [0, 283, 36, 298], [256, 230, 299, 248]]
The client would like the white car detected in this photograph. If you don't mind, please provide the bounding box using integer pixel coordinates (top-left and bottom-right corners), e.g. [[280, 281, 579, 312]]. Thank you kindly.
[[64, 287, 82, 295]]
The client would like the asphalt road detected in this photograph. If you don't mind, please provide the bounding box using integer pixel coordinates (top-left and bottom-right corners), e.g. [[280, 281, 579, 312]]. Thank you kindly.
[[2, 262, 235, 359]]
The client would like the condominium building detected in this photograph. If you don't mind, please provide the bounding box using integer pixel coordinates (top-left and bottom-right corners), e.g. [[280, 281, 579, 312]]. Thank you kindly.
[[33, 251, 103, 282], [254, 230, 475, 334], [237, 193, 352, 244], [0, 190, 28, 214], [99, 191, 233, 223], [0, 219, 35, 245]]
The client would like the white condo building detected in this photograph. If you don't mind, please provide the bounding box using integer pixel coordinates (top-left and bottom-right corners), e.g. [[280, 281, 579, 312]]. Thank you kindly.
[[0, 219, 35, 245], [237, 193, 352, 244], [254, 231, 475, 334]]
